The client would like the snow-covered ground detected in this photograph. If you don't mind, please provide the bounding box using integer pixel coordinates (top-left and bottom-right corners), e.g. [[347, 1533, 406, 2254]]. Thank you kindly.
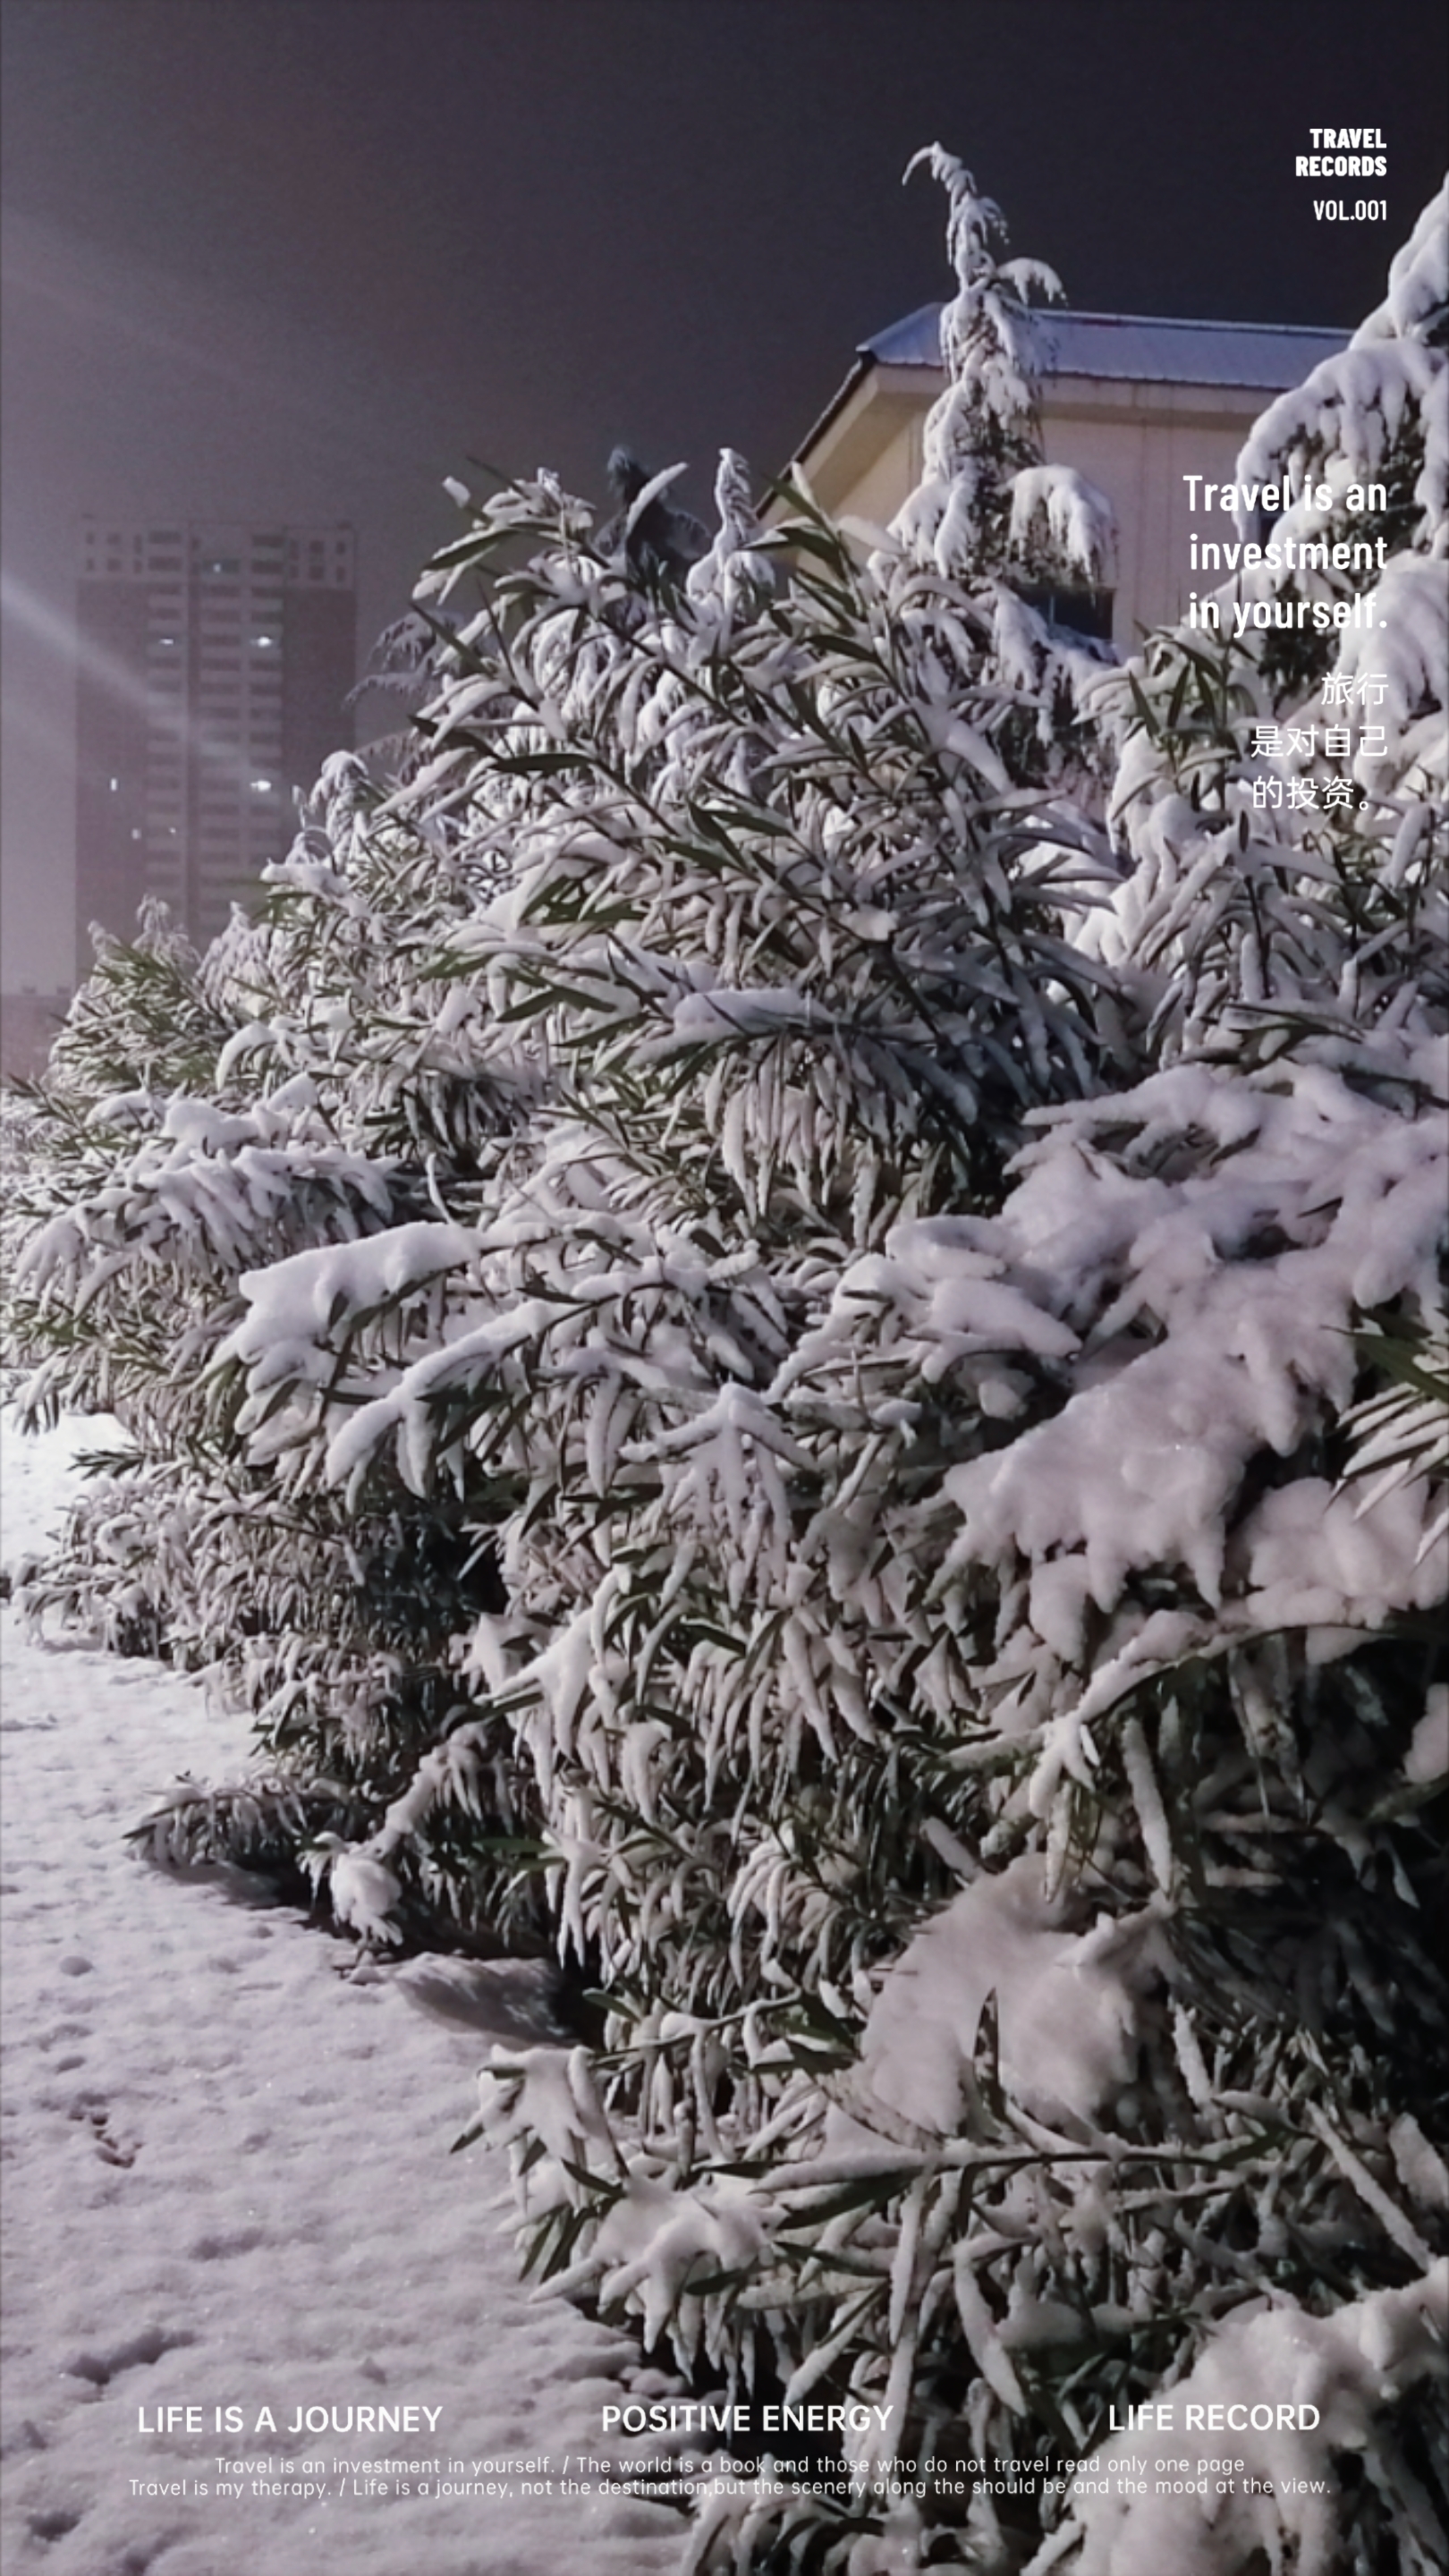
[[0, 1413, 684, 2576]]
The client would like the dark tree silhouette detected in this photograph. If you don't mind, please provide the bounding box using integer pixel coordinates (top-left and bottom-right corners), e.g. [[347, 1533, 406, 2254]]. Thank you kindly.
[[600, 445, 708, 583]]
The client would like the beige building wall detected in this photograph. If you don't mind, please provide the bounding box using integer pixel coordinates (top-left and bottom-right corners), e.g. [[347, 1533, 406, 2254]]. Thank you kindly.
[[793, 323, 1341, 652], [1039, 381, 1269, 645]]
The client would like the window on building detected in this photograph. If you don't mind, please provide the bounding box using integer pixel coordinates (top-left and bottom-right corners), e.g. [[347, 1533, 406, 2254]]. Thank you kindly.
[[1018, 585, 1114, 643]]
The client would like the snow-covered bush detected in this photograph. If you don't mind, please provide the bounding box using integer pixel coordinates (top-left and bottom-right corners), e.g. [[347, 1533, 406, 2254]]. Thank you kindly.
[[5, 157, 1445, 2574], [4, 860, 539, 1928], [1085, 180, 1447, 1061]]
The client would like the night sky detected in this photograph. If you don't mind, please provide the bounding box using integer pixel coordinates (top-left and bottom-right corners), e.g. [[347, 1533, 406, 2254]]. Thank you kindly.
[[4, 0, 1445, 987]]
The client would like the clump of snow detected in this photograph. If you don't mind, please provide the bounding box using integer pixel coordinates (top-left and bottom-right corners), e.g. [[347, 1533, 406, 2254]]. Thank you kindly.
[[838, 1854, 1170, 2136], [1404, 1684, 1449, 1784], [1036, 2263, 1449, 2576], [1008, 462, 1116, 582]]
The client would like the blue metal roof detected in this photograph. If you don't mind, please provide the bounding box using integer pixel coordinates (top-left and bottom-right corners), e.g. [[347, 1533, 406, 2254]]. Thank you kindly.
[[864, 304, 1348, 389]]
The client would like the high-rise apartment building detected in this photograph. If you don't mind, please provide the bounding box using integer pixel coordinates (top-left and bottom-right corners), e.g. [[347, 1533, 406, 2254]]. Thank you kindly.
[[73, 519, 356, 974]]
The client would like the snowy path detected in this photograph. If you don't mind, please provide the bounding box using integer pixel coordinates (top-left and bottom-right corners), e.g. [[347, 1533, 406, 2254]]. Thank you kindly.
[[0, 1419, 683, 2576]]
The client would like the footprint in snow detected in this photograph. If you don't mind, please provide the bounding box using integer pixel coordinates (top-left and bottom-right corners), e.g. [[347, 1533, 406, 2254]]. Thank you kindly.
[[64, 2325, 192, 2385], [26, 2507, 81, 2542], [65, 2100, 138, 2167]]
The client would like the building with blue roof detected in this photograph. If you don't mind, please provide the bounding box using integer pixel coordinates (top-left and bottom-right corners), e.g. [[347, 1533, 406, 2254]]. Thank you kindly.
[[793, 308, 1347, 648]]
